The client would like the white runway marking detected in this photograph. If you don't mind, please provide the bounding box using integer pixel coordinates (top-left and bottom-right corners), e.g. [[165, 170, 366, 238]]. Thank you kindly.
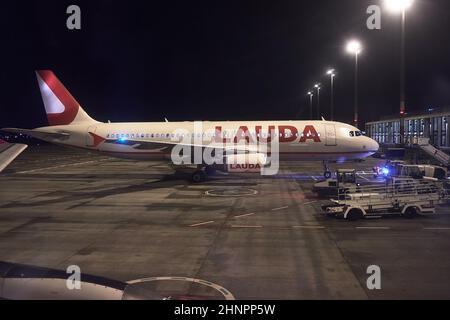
[[271, 206, 289, 211], [292, 225, 325, 229], [126, 277, 235, 300], [302, 201, 317, 206], [231, 225, 263, 228], [189, 221, 215, 227], [355, 226, 391, 230], [17, 159, 109, 174], [234, 213, 256, 219]]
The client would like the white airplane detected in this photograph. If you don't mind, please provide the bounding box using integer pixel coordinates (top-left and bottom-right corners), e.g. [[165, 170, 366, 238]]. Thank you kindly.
[[0, 139, 27, 173], [2, 70, 379, 181]]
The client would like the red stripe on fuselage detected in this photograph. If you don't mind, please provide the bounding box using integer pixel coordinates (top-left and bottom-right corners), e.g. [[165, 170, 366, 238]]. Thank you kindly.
[[88, 132, 106, 148]]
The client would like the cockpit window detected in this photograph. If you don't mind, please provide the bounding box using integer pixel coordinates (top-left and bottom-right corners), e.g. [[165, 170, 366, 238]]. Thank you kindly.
[[349, 131, 365, 137]]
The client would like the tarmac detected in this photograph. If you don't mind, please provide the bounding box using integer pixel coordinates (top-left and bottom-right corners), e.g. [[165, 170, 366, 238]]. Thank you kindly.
[[0, 145, 450, 299]]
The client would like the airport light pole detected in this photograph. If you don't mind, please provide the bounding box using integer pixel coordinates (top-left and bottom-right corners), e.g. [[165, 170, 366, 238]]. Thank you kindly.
[[326, 69, 336, 121], [307, 91, 314, 120], [346, 40, 362, 128], [314, 84, 321, 119], [384, 0, 414, 144]]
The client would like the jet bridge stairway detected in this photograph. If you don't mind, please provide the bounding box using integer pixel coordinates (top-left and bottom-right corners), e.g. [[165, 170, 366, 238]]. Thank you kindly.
[[415, 138, 450, 167]]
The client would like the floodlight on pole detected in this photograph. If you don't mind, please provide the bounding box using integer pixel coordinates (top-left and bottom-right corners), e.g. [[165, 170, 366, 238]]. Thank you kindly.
[[384, 0, 414, 13], [384, 0, 414, 144], [326, 69, 336, 121], [346, 40, 362, 128], [314, 84, 321, 119], [307, 91, 314, 120], [346, 40, 362, 55]]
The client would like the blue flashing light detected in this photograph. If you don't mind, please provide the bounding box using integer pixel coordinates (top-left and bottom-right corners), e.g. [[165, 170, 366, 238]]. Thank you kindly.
[[118, 137, 127, 143], [382, 167, 390, 176]]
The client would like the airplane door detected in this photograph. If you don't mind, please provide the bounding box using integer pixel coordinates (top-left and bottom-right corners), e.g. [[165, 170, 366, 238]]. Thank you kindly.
[[86, 125, 97, 146], [325, 124, 337, 146]]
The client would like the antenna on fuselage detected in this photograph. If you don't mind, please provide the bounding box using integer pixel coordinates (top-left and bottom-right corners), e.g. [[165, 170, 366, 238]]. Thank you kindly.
[[164, 117, 169, 122], [321, 117, 326, 121]]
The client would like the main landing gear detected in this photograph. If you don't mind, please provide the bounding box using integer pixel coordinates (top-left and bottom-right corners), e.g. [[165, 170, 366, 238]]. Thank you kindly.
[[191, 170, 207, 183], [191, 165, 217, 183], [323, 161, 332, 179]]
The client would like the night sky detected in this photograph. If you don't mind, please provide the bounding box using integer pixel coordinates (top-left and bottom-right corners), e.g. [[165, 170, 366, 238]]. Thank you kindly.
[[1, 0, 450, 129]]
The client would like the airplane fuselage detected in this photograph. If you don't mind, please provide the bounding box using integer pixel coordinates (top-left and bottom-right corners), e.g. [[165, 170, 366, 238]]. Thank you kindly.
[[36, 120, 379, 162]]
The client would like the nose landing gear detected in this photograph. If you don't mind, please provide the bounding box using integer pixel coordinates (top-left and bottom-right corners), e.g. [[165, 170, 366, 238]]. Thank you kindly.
[[323, 161, 332, 179]]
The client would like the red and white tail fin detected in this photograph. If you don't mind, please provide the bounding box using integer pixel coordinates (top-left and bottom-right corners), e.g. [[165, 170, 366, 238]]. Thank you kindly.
[[35, 70, 97, 126]]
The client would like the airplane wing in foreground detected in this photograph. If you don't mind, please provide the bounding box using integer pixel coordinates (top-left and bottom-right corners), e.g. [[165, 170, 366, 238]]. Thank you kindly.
[[0, 139, 28, 172], [1, 128, 70, 141]]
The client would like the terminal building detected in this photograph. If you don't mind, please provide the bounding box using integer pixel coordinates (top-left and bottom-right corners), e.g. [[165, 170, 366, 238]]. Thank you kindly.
[[365, 107, 450, 149]]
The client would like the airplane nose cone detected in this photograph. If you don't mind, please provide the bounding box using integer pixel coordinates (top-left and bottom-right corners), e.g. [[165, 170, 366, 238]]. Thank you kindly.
[[362, 137, 379, 153], [370, 138, 379, 152]]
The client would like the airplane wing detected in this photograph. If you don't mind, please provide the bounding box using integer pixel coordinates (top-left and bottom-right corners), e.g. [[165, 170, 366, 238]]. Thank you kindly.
[[2, 128, 261, 153], [0, 139, 28, 172], [1, 128, 70, 141], [106, 136, 262, 154]]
